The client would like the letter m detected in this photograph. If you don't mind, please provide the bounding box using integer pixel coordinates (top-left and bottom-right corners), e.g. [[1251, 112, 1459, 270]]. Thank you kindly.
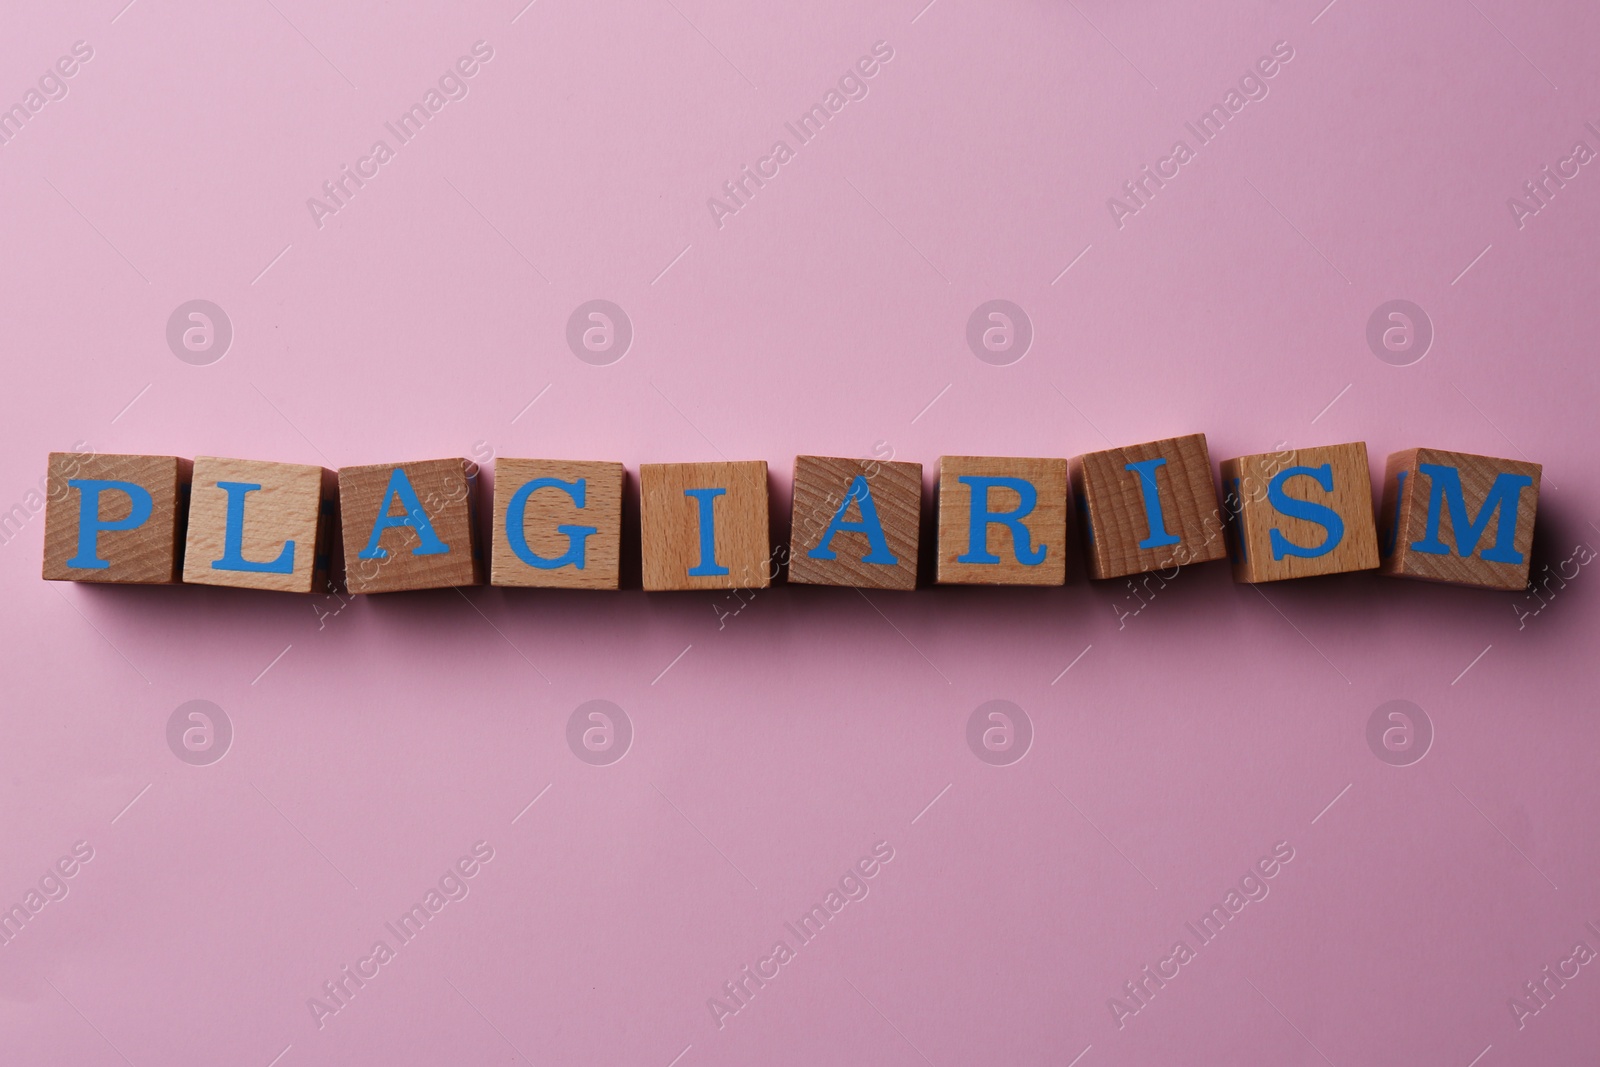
[[1411, 463, 1534, 564]]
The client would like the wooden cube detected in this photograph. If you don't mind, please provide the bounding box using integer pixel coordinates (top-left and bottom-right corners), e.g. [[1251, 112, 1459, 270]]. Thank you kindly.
[[1219, 442, 1379, 584], [183, 457, 335, 593], [42, 452, 190, 584], [339, 458, 483, 593], [789, 455, 922, 590], [639, 461, 770, 591], [935, 456, 1067, 586], [1378, 448, 1540, 590], [491, 459, 624, 590], [1069, 433, 1225, 579]]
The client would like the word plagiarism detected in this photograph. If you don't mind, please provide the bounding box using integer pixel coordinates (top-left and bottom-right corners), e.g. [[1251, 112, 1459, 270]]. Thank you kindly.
[[39, 434, 1542, 596]]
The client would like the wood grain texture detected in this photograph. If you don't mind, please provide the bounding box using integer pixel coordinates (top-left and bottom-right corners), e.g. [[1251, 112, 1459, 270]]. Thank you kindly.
[[640, 461, 770, 591], [42, 452, 190, 584], [935, 456, 1067, 586], [788, 455, 922, 590], [1069, 433, 1225, 580], [339, 458, 483, 593], [183, 457, 334, 593], [1219, 442, 1378, 584], [1378, 448, 1541, 591], [490, 459, 623, 589]]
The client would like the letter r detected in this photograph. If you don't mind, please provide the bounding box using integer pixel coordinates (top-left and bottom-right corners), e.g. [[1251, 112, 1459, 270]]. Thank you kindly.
[[957, 476, 1046, 565]]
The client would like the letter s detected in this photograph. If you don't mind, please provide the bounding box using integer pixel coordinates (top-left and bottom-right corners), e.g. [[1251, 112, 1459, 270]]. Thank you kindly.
[[1265, 464, 1345, 560]]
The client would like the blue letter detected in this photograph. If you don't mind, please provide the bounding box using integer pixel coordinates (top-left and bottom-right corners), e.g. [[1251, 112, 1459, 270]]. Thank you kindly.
[[505, 478, 596, 570], [1266, 464, 1344, 560], [1124, 458, 1179, 549], [808, 475, 898, 565], [359, 468, 450, 559], [684, 487, 729, 577], [65, 479, 152, 569], [957, 476, 1046, 566], [1410, 463, 1534, 564], [211, 481, 295, 573]]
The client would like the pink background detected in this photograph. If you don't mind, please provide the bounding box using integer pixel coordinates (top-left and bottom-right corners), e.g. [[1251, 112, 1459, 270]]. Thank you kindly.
[[4, 0, 1599, 1063]]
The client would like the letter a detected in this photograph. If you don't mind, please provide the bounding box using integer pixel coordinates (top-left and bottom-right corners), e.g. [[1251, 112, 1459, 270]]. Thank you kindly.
[[359, 468, 450, 560], [809, 475, 897, 564]]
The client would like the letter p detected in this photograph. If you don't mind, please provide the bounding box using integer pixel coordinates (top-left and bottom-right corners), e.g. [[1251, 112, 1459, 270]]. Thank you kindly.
[[66, 479, 152, 569]]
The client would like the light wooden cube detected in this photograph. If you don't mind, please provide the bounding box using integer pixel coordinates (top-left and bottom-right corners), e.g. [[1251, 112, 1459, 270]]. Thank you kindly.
[[640, 461, 770, 591], [1219, 442, 1378, 584], [935, 456, 1067, 586], [491, 459, 624, 590], [788, 455, 922, 590], [339, 458, 483, 593], [1378, 448, 1540, 590], [42, 452, 190, 584], [183, 457, 335, 593], [1069, 433, 1226, 580]]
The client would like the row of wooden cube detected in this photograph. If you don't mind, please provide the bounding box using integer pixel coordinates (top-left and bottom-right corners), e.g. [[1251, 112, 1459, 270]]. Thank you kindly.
[[39, 435, 1543, 594]]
